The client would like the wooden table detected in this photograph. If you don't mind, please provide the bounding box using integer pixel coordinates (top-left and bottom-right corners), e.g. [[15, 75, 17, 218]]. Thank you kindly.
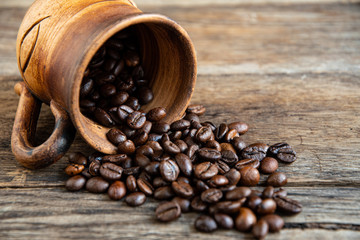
[[1, 0, 359, 239]]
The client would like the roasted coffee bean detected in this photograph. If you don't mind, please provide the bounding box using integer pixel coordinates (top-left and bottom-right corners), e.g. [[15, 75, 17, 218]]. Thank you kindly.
[[261, 214, 284, 232], [221, 150, 238, 166], [224, 168, 241, 185], [267, 172, 287, 187], [268, 142, 297, 163], [187, 104, 206, 116], [174, 139, 188, 153], [110, 91, 129, 106], [89, 160, 101, 176], [126, 97, 141, 111], [132, 65, 144, 80], [190, 120, 202, 129], [247, 196, 262, 211], [241, 143, 269, 161], [132, 130, 148, 146], [137, 178, 154, 196], [80, 99, 96, 109], [172, 197, 191, 213], [201, 188, 223, 204], [234, 158, 260, 170], [147, 107, 167, 122], [235, 207, 257, 232], [136, 145, 154, 157], [186, 144, 199, 160], [184, 134, 197, 146], [232, 137, 246, 152], [151, 122, 170, 134], [198, 148, 221, 162], [124, 50, 140, 67], [213, 200, 244, 214], [137, 86, 153, 104], [273, 188, 287, 198], [153, 177, 169, 188], [208, 175, 229, 187], [257, 198, 277, 215], [100, 83, 116, 97], [117, 105, 134, 121], [260, 157, 278, 174], [202, 121, 216, 132], [142, 121, 152, 134], [215, 123, 228, 140], [106, 129, 127, 145], [228, 122, 248, 135], [127, 111, 146, 129], [214, 213, 234, 229], [169, 131, 182, 141], [194, 162, 218, 180], [274, 196, 302, 214], [239, 167, 260, 186], [195, 215, 217, 233], [147, 141, 163, 157], [125, 192, 146, 206], [144, 161, 160, 176], [65, 175, 86, 191], [162, 140, 181, 155], [172, 181, 194, 198], [101, 154, 128, 165], [160, 159, 180, 182], [126, 175, 138, 192], [174, 153, 192, 177], [81, 169, 92, 178], [184, 113, 200, 122], [108, 181, 126, 200], [123, 166, 140, 176], [86, 176, 109, 193], [155, 201, 181, 222], [170, 119, 190, 131], [252, 219, 269, 239], [118, 140, 136, 154], [223, 129, 238, 142], [250, 189, 263, 197], [102, 57, 117, 72], [65, 164, 84, 176], [100, 162, 123, 181], [195, 179, 210, 192], [220, 143, 236, 153], [80, 78, 94, 97], [94, 108, 114, 127], [195, 127, 212, 143], [262, 186, 275, 199], [206, 140, 221, 152], [113, 59, 125, 76], [191, 196, 208, 212], [226, 187, 252, 200], [161, 133, 170, 144], [121, 126, 136, 138], [154, 186, 175, 200]]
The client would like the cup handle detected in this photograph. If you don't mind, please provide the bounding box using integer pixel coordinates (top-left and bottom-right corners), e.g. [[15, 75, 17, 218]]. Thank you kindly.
[[11, 82, 76, 169]]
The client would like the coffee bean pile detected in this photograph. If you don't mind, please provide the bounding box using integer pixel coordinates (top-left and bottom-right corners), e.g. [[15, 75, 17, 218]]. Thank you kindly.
[[65, 104, 301, 239], [79, 27, 154, 127]]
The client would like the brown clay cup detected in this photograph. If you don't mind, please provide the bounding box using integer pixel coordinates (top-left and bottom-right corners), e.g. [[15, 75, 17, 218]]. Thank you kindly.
[[12, 0, 197, 169]]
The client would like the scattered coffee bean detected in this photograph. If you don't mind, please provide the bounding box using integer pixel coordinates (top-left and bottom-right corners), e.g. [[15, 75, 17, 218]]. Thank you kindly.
[[241, 143, 269, 161], [252, 219, 269, 239], [239, 166, 260, 186], [260, 157, 278, 174], [155, 201, 181, 222], [214, 213, 234, 229], [195, 215, 217, 232], [274, 196, 302, 214], [86, 176, 109, 193], [261, 214, 284, 232], [108, 181, 126, 200], [267, 172, 288, 187], [268, 142, 297, 163], [65, 175, 86, 191], [125, 192, 146, 206], [235, 207, 257, 232]]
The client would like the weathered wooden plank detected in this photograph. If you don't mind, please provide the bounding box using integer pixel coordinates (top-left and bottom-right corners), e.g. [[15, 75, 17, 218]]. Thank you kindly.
[[0, 187, 359, 239]]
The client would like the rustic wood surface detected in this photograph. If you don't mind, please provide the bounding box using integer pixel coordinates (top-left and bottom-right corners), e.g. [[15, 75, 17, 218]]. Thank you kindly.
[[1, 0, 360, 239]]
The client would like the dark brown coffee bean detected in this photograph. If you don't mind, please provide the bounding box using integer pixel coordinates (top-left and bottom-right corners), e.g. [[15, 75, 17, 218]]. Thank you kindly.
[[117, 105, 134, 121], [108, 181, 126, 200], [169, 131, 182, 141], [155, 201, 181, 222], [206, 140, 221, 152], [234, 158, 260, 170], [80, 78, 94, 97], [239, 167, 260, 186], [112, 59, 125, 76], [173, 139, 188, 153], [80, 99, 96, 109], [121, 126, 136, 138], [193, 180, 208, 193], [223, 129, 238, 142], [132, 130, 148, 146], [137, 86, 153, 104], [267, 172, 287, 187], [100, 153, 128, 165], [257, 198, 277, 215], [186, 144, 199, 160], [214, 213, 234, 229], [125, 192, 146, 206], [172, 197, 191, 213], [100, 83, 116, 97], [274, 196, 302, 214], [65, 164, 84, 176], [174, 153, 192, 177], [235, 207, 257, 232], [102, 57, 117, 72], [172, 181, 194, 198], [252, 219, 269, 239], [118, 140, 135, 154], [232, 137, 246, 152], [136, 145, 154, 157], [213, 199, 244, 214], [247, 196, 263, 211], [151, 122, 170, 134], [191, 196, 208, 212], [141, 120, 152, 134], [117, 78, 135, 92], [65, 175, 86, 191], [260, 157, 278, 174], [154, 186, 175, 200], [132, 65, 144, 80], [94, 108, 114, 127], [184, 113, 200, 122], [152, 177, 169, 188], [198, 148, 221, 162], [108, 107, 122, 124], [228, 122, 248, 135], [208, 175, 229, 187], [221, 150, 238, 166], [106, 129, 127, 145], [110, 91, 129, 106], [268, 142, 297, 163], [201, 188, 223, 204], [190, 120, 202, 129], [225, 187, 252, 200], [147, 107, 166, 122], [261, 214, 284, 232], [194, 127, 212, 143], [126, 111, 146, 129], [123, 166, 140, 176], [262, 186, 275, 199], [126, 175, 138, 192], [241, 143, 269, 161], [194, 162, 219, 180], [194, 215, 217, 232], [160, 159, 180, 182], [162, 140, 181, 155], [89, 160, 101, 176], [124, 50, 140, 67], [224, 168, 241, 185], [187, 104, 206, 116], [100, 162, 123, 181], [147, 141, 163, 157], [273, 188, 287, 198], [86, 176, 109, 193], [144, 161, 160, 176], [137, 178, 154, 196], [170, 119, 190, 131], [81, 168, 92, 179], [202, 121, 216, 132]]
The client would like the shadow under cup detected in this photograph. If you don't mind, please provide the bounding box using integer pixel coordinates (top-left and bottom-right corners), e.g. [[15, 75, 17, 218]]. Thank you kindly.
[[72, 15, 197, 154]]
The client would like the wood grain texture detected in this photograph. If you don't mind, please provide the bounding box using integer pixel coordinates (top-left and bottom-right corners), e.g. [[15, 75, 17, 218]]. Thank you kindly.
[[1, 1, 360, 239]]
